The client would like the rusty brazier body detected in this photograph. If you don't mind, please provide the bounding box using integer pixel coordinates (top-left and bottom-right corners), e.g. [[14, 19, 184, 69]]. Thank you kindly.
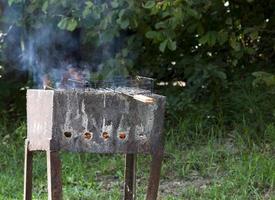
[[24, 89, 166, 200]]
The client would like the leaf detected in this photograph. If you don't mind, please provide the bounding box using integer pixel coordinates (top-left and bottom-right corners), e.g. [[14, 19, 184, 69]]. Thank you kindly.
[[169, 17, 180, 30], [213, 71, 227, 80], [26, 3, 38, 13], [120, 19, 129, 29], [208, 31, 217, 46], [250, 31, 258, 40], [101, 18, 109, 30], [85, 1, 94, 8], [252, 71, 272, 78], [161, 2, 170, 10], [143, 1, 155, 9], [122, 48, 129, 57], [229, 35, 241, 51], [83, 1, 93, 18], [111, 1, 119, 8], [67, 18, 78, 31], [252, 71, 275, 87], [245, 47, 256, 55], [199, 35, 208, 45], [8, 0, 13, 6], [83, 7, 91, 18], [167, 39, 177, 51], [58, 17, 78, 32], [225, 18, 232, 25], [57, 18, 68, 30], [145, 31, 158, 39], [217, 31, 228, 45], [101, 31, 114, 43], [159, 39, 168, 52], [185, 7, 200, 19], [155, 21, 166, 29], [119, 9, 126, 18], [199, 31, 217, 46], [187, 23, 198, 33], [42, 1, 49, 14], [132, 17, 139, 28], [8, 0, 19, 6]]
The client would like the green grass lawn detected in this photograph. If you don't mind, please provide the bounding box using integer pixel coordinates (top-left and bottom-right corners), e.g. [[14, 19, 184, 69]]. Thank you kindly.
[[0, 122, 274, 199]]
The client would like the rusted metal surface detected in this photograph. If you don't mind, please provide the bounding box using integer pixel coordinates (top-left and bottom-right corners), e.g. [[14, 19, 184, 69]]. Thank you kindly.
[[27, 89, 165, 154], [25, 88, 165, 200], [24, 140, 33, 200], [146, 148, 164, 200], [47, 151, 62, 200], [124, 154, 137, 200]]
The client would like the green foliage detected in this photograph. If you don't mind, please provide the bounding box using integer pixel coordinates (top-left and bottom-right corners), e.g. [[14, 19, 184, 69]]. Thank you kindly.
[[0, 76, 27, 118], [2, 0, 273, 87], [0, 2, 274, 198], [58, 17, 78, 31], [253, 71, 275, 87], [164, 77, 275, 147], [7, 0, 22, 6], [0, 0, 274, 129]]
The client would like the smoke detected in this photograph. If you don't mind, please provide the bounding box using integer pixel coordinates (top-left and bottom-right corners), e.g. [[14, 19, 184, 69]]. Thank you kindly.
[[2, 0, 128, 89], [20, 24, 88, 88]]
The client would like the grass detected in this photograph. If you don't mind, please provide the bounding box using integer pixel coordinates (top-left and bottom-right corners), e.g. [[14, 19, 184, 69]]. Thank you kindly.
[[0, 80, 275, 199], [0, 120, 274, 200]]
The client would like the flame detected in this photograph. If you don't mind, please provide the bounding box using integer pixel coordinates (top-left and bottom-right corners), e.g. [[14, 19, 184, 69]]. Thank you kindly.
[[42, 66, 88, 90]]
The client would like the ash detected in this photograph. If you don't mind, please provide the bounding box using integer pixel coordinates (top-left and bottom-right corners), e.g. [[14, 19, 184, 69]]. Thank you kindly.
[[55, 86, 152, 96], [113, 87, 151, 95]]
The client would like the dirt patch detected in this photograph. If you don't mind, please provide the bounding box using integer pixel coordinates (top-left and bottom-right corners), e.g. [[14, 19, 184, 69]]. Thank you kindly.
[[158, 177, 212, 197], [96, 174, 212, 197]]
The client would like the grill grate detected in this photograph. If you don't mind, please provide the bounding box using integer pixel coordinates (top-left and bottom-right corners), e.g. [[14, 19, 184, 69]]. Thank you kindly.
[[89, 76, 154, 93], [49, 75, 155, 94]]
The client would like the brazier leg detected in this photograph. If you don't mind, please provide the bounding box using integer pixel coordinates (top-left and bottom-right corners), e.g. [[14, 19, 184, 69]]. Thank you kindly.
[[146, 149, 164, 200], [24, 140, 33, 200], [46, 151, 62, 200], [124, 154, 137, 200]]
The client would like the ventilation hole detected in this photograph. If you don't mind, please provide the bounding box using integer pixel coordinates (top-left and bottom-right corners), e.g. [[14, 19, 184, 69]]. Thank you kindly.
[[119, 132, 126, 140], [102, 132, 110, 140], [139, 133, 145, 138], [64, 131, 72, 138], [84, 132, 93, 140]]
